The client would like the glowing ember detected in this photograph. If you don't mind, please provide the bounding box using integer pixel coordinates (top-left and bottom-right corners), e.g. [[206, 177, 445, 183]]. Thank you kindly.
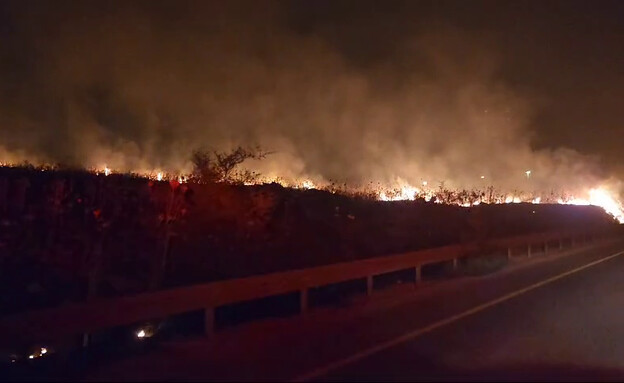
[[379, 185, 420, 201], [504, 195, 521, 204], [375, 182, 623, 222], [589, 189, 623, 221], [505, 195, 513, 203], [559, 188, 624, 223], [104, 166, 111, 176], [157, 172, 163, 181]]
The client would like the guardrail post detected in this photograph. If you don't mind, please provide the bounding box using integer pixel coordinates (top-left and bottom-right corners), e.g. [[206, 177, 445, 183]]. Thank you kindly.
[[300, 289, 309, 313], [366, 275, 374, 296], [527, 244, 532, 258], [507, 247, 512, 259], [452, 258, 458, 271], [204, 307, 215, 336], [415, 266, 422, 284]]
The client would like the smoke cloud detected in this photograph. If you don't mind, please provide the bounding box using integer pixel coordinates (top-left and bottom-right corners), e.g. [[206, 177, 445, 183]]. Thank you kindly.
[[0, 1, 612, 194]]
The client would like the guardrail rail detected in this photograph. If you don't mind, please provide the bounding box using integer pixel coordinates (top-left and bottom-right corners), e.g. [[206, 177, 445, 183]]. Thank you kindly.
[[0, 227, 618, 348]]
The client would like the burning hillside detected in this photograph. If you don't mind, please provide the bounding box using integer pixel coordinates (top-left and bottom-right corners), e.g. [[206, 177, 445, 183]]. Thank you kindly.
[[2, 160, 623, 223]]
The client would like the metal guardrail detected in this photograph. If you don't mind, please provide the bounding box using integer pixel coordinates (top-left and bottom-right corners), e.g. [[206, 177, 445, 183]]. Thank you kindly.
[[0, 228, 615, 347]]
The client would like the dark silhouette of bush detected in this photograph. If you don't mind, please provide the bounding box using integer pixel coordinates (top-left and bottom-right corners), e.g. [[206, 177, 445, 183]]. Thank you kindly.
[[191, 146, 271, 184]]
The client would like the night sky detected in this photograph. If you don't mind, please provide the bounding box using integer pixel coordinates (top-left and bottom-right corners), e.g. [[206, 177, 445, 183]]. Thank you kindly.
[[0, 0, 622, 190], [294, 0, 624, 156]]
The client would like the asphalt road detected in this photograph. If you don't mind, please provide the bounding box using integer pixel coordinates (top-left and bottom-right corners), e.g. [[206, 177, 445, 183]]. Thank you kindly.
[[317, 247, 624, 381], [86, 240, 624, 382]]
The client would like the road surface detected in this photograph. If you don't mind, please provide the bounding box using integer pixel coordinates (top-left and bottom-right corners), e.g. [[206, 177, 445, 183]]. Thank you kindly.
[[84, 240, 624, 381]]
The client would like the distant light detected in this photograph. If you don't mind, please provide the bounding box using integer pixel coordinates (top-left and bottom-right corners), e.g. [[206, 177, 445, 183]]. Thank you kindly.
[[136, 329, 146, 338], [480, 175, 485, 179], [157, 172, 163, 181], [422, 181, 428, 186], [104, 166, 111, 176], [28, 355, 34, 359], [40, 347, 47, 355], [525, 170, 531, 178]]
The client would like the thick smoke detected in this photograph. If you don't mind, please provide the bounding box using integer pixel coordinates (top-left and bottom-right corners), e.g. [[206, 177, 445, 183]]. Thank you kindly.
[[0, 1, 611, 194]]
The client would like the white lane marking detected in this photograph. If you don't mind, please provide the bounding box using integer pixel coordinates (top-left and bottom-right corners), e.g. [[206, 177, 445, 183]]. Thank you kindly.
[[291, 250, 624, 382]]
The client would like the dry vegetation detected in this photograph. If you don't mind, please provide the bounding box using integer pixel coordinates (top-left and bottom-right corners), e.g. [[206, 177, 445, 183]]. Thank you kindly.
[[0, 155, 617, 315]]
